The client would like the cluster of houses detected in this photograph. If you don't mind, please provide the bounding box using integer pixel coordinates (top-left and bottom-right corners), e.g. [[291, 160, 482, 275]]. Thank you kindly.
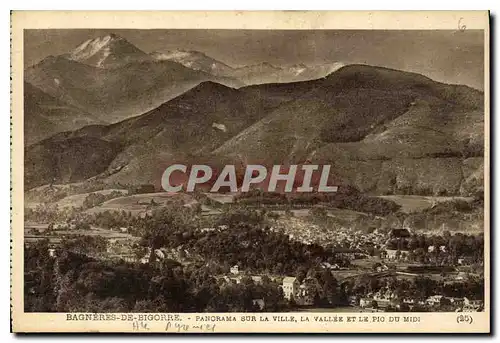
[[382, 244, 447, 262], [382, 249, 410, 260], [353, 289, 484, 312], [278, 273, 483, 312], [223, 267, 317, 306], [274, 218, 409, 258], [270, 218, 322, 245], [275, 219, 476, 270]]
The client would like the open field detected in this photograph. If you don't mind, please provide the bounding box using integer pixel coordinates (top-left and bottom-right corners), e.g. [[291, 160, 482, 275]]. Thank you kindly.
[[204, 193, 237, 204], [28, 182, 88, 193], [55, 189, 129, 208], [85, 192, 197, 215], [25, 183, 128, 209], [24, 225, 140, 244], [376, 195, 474, 213]]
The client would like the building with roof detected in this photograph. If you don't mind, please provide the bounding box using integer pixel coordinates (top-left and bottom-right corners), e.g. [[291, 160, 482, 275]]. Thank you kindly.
[[281, 277, 300, 300]]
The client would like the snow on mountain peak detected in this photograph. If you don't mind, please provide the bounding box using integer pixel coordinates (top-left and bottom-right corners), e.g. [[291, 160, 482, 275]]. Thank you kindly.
[[67, 34, 148, 68], [70, 35, 117, 61], [151, 49, 208, 64], [150, 49, 233, 76], [212, 122, 227, 132], [163, 50, 198, 59], [289, 63, 309, 76]]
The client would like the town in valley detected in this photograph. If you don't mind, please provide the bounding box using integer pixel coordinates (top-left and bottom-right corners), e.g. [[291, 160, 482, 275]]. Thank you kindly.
[[25, 183, 485, 313]]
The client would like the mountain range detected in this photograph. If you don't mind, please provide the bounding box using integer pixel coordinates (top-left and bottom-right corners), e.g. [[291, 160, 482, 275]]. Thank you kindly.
[[24, 34, 346, 143], [25, 52, 243, 125], [25, 55, 485, 197], [152, 49, 345, 84]]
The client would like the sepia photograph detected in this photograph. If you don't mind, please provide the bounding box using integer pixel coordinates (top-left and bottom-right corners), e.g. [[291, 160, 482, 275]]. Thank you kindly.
[[10, 11, 490, 333]]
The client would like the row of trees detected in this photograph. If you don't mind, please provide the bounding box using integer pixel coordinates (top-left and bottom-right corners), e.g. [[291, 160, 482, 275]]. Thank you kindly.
[[81, 191, 126, 209], [234, 187, 401, 216]]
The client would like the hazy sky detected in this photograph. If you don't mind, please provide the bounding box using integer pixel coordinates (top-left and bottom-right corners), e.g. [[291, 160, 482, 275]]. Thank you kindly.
[[24, 29, 485, 90]]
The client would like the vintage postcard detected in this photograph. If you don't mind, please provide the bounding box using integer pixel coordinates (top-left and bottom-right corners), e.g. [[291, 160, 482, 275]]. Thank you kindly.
[[11, 11, 490, 333]]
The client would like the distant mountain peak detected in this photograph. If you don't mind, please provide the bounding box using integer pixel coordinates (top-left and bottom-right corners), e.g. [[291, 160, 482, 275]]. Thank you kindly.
[[70, 34, 121, 59], [151, 49, 234, 76], [324, 63, 433, 86], [67, 33, 150, 68]]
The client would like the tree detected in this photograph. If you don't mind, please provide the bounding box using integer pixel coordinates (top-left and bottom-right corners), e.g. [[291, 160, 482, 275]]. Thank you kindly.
[[440, 296, 452, 309], [138, 205, 196, 253], [295, 266, 308, 283], [319, 270, 339, 306], [399, 302, 410, 312]]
